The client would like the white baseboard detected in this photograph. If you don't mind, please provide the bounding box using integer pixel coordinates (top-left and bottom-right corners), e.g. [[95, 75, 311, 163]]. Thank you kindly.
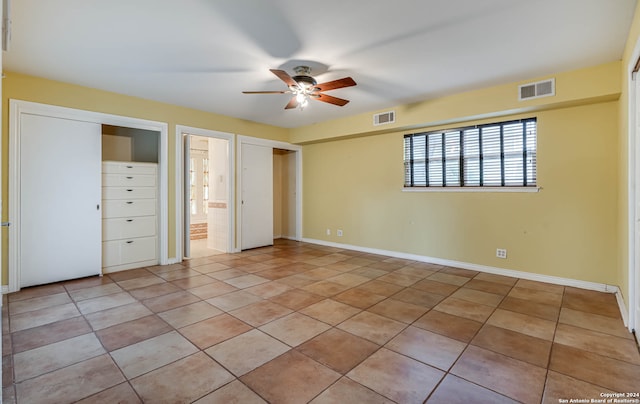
[[1, 286, 9, 295], [167, 257, 182, 265], [303, 238, 629, 324]]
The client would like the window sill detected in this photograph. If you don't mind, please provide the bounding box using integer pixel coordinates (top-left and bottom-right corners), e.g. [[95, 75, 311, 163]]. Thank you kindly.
[[402, 186, 541, 193]]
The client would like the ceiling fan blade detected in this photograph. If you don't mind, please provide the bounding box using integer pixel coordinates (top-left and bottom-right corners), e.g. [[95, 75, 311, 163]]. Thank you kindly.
[[314, 77, 356, 92], [315, 93, 350, 107], [284, 96, 299, 109], [242, 90, 288, 94], [270, 69, 298, 88]]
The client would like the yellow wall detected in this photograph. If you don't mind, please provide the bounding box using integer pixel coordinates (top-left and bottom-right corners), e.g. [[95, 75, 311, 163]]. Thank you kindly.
[[1, 72, 289, 285], [303, 102, 619, 284]]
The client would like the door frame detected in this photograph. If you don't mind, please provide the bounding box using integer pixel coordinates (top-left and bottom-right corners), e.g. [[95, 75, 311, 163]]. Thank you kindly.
[[9, 100, 169, 293], [628, 37, 640, 333], [237, 135, 302, 252], [175, 125, 234, 259]]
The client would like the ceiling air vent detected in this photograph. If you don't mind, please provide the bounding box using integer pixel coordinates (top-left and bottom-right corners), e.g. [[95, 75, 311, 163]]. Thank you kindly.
[[518, 78, 555, 101], [373, 111, 395, 126]]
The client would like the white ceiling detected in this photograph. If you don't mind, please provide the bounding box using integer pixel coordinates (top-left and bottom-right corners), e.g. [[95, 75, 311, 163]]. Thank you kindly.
[[4, 0, 637, 128]]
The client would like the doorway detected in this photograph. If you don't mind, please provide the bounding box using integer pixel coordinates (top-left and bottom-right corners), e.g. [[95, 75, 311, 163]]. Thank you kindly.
[[237, 136, 302, 251], [177, 126, 234, 260]]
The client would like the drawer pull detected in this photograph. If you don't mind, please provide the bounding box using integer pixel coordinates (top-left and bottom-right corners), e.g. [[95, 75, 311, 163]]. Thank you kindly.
[[126, 201, 134, 204], [126, 166, 133, 168], [126, 240, 134, 244], [126, 189, 133, 192], [126, 219, 133, 222], [126, 176, 133, 179]]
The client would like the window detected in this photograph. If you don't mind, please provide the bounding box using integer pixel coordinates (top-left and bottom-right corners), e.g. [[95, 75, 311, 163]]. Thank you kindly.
[[404, 118, 537, 188]]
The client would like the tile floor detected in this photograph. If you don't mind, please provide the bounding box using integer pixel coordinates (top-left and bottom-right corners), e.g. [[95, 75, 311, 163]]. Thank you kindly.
[[2, 240, 639, 403]]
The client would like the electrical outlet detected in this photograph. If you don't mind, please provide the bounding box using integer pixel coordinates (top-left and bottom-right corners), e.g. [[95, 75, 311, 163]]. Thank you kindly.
[[337, 229, 343, 237], [496, 248, 507, 259], [326, 228, 331, 236]]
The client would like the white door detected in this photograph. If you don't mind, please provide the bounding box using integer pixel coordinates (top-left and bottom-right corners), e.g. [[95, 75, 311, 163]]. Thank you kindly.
[[20, 114, 102, 287], [241, 143, 273, 250]]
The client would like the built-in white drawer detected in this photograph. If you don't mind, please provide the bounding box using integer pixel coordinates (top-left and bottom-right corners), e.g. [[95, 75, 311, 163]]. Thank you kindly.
[[103, 236, 157, 267], [102, 199, 156, 218], [102, 173, 156, 187], [102, 186, 156, 200], [102, 161, 157, 175], [102, 216, 156, 241]]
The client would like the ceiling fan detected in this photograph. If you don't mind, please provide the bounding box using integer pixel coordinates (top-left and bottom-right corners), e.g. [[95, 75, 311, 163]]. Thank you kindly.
[[243, 66, 356, 110]]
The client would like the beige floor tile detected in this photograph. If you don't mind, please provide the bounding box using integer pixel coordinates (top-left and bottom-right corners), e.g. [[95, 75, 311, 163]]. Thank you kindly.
[[207, 290, 263, 311], [299, 299, 361, 325], [170, 274, 217, 290], [193, 380, 267, 404], [245, 281, 293, 298], [508, 286, 563, 307], [260, 312, 331, 346], [554, 323, 640, 364], [241, 350, 340, 404], [461, 279, 512, 296], [386, 326, 466, 371], [471, 324, 552, 367], [297, 328, 379, 374], [76, 382, 142, 404], [514, 279, 564, 294], [128, 282, 181, 300], [84, 302, 153, 330], [367, 298, 429, 323], [559, 307, 633, 339], [68, 283, 124, 302], [142, 290, 202, 313], [110, 331, 199, 379], [156, 268, 203, 281], [355, 280, 404, 297], [376, 272, 422, 287], [310, 377, 393, 404], [131, 352, 234, 402], [229, 301, 292, 327], [499, 296, 560, 321], [349, 267, 389, 279], [427, 374, 518, 404], [10, 303, 80, 332], [473, 272, 518, 286], [15, 355, 125, 404], [434, 297, 495, 322], [13, 333, 105, 381], [9, 293, 71, 315], [179, 313, 252, 349], [562, 287, 620, 318], [10, 316, 92, 353], [413, 310, 483, 342], [116, 275, 165, 291], [158, 301, 222, 328], [427, 272, 470, 286], [269, 289, 325, 311], [107, 268, 154, 282], [410, 279, 460, 296], [76, 292, 136, 315], [549, 343, 640, 392], [326, 273, 371, 287], [337, 311, 406, 345], [205, 329, 290, 376], [333, 288, 386, 309], [450, 288, 504, 307], [347, 348, 444, 403], [391, 288, 445, 308], [487, 309, 556, 341], [8, 284, 66, 302], [62, 275, 113, 292], [451, 345, 546, 404], [302, 280, 352, 296], [542, 370, 615, 404], [188, 281, 239, 299], [96, 315, 172, 351], [225, 274, 270, 289]]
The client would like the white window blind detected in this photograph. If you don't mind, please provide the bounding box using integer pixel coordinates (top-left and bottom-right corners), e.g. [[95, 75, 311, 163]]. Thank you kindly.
[[404, 118, 537, 188]]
